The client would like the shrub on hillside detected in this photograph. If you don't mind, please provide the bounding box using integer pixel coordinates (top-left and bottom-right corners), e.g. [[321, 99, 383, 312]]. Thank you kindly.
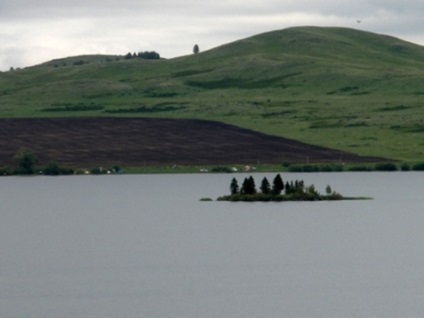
[[319, 164, 344, 172], [138, 51, 160, 59], [0, 166, 12, 176], [347, 165, 373, 172], [412, 162, 424, 171], [210, 166, 233, 173], [43, 162, 74, 176], [288, 163, 344, 172], [90, 167, 105, 175], [375, 163, 398, 171], [400, 163, 410, 171], [13, 148, 37, 175]]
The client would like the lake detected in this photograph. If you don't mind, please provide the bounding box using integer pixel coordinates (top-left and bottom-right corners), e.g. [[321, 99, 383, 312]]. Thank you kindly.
[[1, 172, 424, 317]]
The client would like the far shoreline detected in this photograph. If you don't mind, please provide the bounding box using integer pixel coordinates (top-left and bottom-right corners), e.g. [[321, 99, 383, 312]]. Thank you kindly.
[[2, 160, 423, 176]]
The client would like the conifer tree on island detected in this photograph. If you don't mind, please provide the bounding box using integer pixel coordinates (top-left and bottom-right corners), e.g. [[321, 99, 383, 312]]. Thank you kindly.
[[272, 173, 284, 195], [241, 176, 256, 195], [260, 177, 271, 194], [230, 177, 239, 195]]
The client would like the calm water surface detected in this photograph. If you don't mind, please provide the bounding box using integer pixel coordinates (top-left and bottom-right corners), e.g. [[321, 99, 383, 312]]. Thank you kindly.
[[1, 172, 424, 317]]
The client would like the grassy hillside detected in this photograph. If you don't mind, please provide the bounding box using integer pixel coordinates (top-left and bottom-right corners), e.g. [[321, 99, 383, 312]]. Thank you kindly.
[[1, 26, 424, 162]]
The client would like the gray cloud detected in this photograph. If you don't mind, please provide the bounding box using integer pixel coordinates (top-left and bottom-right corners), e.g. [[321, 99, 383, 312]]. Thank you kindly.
[[1, 0, 424, 71]]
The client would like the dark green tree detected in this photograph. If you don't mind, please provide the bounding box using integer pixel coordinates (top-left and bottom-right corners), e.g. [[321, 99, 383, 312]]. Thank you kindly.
[[138, 51, 160, 59], [241, 176, 256, 195], [294, 180, 304, 193], [230, 177, 239, 195], [272, 173, 284, 195], [284, 181, 292, 194], [241, 178, 249, 194], [306, 184, 319, 197], [260, 177, 271, 194], [247, 176, 257, 194], [13, 148, 37, 174], [43, 161, 61, 176]]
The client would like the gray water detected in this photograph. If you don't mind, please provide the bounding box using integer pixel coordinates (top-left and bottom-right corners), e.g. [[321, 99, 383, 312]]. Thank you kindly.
[[1, 172, 424, 317]]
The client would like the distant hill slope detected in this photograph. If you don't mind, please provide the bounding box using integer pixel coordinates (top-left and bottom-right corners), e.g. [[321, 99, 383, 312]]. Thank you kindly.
[[1, 26, 424, 162]]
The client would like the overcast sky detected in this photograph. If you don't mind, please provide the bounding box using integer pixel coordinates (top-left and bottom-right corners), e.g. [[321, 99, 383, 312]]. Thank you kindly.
[[1, 0, 424, 71]]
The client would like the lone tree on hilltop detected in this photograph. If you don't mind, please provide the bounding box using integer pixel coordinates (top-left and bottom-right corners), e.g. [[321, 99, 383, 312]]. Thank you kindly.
[[193, 44, 199, 54]]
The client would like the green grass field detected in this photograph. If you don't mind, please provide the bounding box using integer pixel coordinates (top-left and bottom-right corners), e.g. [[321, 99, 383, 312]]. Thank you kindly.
[[1, 26, 424, 162]]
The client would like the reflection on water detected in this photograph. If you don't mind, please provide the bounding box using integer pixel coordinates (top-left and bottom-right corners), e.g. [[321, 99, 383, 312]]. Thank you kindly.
[[1, 173, 424, 317]]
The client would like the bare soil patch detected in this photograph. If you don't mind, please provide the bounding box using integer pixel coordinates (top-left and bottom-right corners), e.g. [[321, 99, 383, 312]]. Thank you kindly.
[[0, 117, 382, 168]]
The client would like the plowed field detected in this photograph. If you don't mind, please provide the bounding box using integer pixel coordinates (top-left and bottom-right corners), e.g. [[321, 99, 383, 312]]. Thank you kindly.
[[0, 118, 382, 168]]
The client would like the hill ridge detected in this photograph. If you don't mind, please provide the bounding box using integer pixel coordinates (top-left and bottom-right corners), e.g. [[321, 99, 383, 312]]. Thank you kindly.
[[1, 26, 424, 163]]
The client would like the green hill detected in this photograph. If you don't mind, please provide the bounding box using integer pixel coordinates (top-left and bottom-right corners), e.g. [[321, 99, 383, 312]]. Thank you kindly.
[[1, 26, 424, 162]]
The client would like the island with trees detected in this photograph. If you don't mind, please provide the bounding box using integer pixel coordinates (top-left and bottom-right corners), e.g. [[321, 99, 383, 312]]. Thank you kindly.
[[217, 174, 368, 201]]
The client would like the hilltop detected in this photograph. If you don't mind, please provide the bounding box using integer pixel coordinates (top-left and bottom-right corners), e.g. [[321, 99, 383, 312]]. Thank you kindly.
[[1, 26, 424, 164]]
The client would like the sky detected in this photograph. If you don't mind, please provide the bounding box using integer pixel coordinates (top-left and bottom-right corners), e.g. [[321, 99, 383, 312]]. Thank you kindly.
[[1, 0, 424, 71]]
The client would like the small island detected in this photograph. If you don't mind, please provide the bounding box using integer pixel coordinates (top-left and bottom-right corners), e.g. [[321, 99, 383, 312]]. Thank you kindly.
[[217, 174, 368, 202]]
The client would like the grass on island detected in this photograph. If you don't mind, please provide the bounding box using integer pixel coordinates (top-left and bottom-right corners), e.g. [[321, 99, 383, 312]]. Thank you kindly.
[[217, 193, 371, 202]]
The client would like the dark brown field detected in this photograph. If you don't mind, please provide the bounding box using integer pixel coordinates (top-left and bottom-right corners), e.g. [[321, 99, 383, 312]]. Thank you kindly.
[[0, 117, 382, 168]]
